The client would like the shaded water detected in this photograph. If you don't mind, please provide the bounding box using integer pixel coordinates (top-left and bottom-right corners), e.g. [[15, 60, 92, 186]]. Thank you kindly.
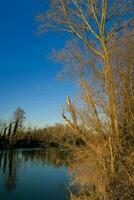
[[0, 148, 70, 200]]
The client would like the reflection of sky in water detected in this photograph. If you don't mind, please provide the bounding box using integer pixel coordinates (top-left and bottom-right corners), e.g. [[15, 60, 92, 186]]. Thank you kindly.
[[0, 149, 69, 200]]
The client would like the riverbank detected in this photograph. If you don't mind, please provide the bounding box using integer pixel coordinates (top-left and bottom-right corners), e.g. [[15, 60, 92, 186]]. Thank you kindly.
[[0, 135, 85, 150], [0, 137, 61, 150]]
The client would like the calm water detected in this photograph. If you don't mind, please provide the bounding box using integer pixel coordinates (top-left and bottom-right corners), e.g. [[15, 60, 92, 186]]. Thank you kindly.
[[0, 148, 70, 200]]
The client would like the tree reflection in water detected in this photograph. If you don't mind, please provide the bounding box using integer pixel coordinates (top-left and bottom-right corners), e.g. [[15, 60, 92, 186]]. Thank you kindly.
[[0, 150, 19, 191], [0, 148, 71, 193], [0, 148, 100, 199]]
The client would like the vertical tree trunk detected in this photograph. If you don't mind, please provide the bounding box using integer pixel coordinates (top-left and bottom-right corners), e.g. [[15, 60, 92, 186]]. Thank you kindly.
[[3, 127, 7, 137], [8, 123, 12, 137], [101, 38, 119, 137], [13, 121, 18, 135], [105, 54, 119, 137]]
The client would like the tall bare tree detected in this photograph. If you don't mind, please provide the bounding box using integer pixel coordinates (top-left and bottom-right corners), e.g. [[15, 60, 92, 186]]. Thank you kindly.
[[12, 107, 25, 136], [37, 0, 133, 137], [37, 2, 134, 198]]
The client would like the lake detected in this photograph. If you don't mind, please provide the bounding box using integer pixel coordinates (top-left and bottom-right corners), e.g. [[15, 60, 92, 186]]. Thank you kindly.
[[0, 148, 70, 200]]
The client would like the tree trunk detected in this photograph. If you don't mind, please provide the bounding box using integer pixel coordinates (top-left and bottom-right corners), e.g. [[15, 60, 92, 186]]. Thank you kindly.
[[101, 38, 119, 137], [8, 123, 12, 137], [13, 121, 18, 135]]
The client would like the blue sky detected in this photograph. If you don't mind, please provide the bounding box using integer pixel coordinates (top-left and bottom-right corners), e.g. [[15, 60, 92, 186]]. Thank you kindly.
[[0, 0, 75, 127]]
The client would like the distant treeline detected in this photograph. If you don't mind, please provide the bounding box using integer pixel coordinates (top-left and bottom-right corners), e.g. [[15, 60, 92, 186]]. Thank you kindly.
[[0, 108, 85, 149]]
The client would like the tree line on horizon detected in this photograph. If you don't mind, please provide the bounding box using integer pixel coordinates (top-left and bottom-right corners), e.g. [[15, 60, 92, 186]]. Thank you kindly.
[[0, 108, 85, 149]]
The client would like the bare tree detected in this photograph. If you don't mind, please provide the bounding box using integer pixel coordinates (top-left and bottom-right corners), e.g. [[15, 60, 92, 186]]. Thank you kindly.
[[37, 0, 133, 138], [12, 107, 25, 136], [7, 122, 13, 137], [0, 120, 5, 136], [37, 1, 134, 198], [110, 30, 134, 137]]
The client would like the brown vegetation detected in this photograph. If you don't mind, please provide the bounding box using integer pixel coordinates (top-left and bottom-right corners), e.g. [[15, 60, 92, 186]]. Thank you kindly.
[[37, 1, 134, 199]]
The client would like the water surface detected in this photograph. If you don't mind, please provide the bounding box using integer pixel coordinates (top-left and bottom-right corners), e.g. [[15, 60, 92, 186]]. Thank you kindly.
[[0, 148, 70, 200]]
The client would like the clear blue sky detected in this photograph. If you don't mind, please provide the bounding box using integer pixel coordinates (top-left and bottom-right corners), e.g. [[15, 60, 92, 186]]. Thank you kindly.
[[0, 0, 75, 127]]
